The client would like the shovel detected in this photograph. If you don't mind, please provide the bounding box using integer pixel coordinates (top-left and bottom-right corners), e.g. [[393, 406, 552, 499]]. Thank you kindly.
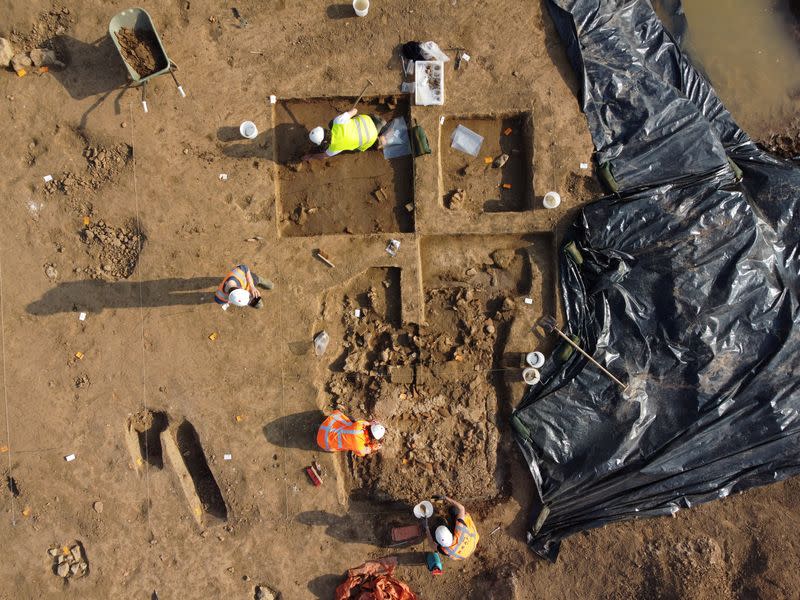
[[351, 78, 374, 111]]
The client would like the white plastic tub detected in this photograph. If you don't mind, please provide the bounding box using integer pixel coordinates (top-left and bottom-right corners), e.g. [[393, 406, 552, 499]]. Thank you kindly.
[[450, 124, 484, 156], [415, 60, 445, 106]]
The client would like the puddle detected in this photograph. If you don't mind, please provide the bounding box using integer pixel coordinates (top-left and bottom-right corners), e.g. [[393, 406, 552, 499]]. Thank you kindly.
[[675, 0, 800, 135]]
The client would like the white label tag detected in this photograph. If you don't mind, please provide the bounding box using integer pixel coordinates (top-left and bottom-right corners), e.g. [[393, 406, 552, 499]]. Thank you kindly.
[[524, 297, 533, 305], [78, 312, 86, 321], [269, 95, 277, 104], [223, 453, 232, 461], [43, 175, 53, 183], [65, 454, 76, 462]]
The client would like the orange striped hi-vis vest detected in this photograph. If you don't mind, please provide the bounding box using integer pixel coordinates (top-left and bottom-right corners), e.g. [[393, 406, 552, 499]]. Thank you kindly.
[[439, 514, 479, 560], [316, 411, 375, 457], [215, 265, 250, 305]]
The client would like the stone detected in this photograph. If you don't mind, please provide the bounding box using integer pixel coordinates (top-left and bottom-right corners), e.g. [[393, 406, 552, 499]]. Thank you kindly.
[[254, 584, 279, 600], [492, 153, 509, 168], [70, 563, 80, 575], [11, 53, 31, 73], [47, 547, 59, 557], [389, 365, 414, 385], [70, 545, 82, 562], [93, 501, 103, 513], [57, 562, 70, 578], [491, 249, 516, 270], [0, 38, 13, 68], [29, 48, 64, 68]]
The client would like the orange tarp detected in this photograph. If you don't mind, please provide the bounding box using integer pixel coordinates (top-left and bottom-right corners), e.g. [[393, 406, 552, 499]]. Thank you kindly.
[[334, 557, 419, 600]]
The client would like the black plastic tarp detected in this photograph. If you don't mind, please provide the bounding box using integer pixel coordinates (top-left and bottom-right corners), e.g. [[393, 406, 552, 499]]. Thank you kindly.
[[512, 0, 800, 560]]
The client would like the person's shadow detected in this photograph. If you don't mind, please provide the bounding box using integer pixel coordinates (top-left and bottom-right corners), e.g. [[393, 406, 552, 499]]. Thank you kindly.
[[262, 410, 325, 451], [295, 510, 382, 545], [26, 277, 219, 315]]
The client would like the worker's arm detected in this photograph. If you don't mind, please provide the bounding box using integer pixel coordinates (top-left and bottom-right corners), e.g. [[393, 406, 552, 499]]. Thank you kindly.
[[243, 268, 261, 299], [345, 108, 358, 119], [444, 496, 466, 519]]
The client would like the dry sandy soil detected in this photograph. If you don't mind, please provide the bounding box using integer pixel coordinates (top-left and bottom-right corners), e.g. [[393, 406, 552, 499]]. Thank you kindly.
[[1, 1, 799, 599]]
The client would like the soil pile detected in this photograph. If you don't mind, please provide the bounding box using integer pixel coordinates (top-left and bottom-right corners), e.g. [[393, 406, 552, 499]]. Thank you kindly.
[[115, 27, 167, 77], [79, 220, 143, 280]]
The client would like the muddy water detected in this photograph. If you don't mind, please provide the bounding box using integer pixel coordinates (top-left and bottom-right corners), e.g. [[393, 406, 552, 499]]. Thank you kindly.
[[679, 0, 800, 136]]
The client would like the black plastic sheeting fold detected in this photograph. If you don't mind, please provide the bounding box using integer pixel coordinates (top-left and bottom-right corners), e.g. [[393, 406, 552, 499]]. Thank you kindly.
[[512, 0, 800, 561]]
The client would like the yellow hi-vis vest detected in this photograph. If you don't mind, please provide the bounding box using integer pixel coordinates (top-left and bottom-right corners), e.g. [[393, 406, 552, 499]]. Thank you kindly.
[[329, 115, 378, 153], [439, 514, 479, 560]]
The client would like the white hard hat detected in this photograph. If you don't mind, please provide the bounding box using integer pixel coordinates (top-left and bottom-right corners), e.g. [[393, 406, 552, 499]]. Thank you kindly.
[[228, 288, 251, 307], [309, 127, 324, 145], [370, 422, 385, 440], [435, 525, 454, 547]]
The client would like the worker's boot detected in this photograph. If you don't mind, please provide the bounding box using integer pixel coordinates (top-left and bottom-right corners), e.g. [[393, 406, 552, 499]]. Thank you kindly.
[[250, 297, 264, 309], [254, 274, 274, 290]]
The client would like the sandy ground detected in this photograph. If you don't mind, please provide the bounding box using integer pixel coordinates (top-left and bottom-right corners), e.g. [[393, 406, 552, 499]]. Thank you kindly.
[[1, 1, 799, 599]]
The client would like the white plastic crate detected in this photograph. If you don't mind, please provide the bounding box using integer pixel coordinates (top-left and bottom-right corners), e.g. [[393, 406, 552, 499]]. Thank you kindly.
[[415, 60, 445, 106]]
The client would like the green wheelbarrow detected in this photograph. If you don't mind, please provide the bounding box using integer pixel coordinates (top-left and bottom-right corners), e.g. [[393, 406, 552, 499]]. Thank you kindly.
[[109, 7, 186, 112]]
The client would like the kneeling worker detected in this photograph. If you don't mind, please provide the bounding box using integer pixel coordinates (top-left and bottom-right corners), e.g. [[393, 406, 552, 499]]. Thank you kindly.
[[215, 264, 273, 310], [303, 108, 387, 160], [431, 495, 479, 561], [316, 410, 385, 457]]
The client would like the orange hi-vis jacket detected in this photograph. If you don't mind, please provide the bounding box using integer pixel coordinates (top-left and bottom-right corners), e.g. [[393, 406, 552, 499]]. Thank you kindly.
[[316, 411, 378, 457], [215, 265, 252, 304], [438, 513, 479, 560]]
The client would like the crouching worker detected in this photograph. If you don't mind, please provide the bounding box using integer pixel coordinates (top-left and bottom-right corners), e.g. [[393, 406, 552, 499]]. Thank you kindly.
[[215, 264, 273, 310], [430, 495, 479, 561], [316, 410, 385, 457], [303, 108, 388, 161]]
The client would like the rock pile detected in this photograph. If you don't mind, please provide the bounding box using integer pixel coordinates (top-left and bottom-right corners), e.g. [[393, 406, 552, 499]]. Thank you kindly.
[[48, 542, 88, 580], [79, 221, 144, 280]]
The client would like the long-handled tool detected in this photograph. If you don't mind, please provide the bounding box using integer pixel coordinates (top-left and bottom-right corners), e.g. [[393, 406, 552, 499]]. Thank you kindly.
[[351, 78, 374, 110], [538, 315, 627, 390]]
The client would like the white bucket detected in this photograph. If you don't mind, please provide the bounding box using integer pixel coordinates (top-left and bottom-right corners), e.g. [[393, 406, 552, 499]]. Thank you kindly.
[[353, 0, 369, 16], [526, 351, 545, 368], [413, 500, 434, 519], [522, 367, 541, 385], [239, 121, 258, 139], [543, 191, 561, 209]]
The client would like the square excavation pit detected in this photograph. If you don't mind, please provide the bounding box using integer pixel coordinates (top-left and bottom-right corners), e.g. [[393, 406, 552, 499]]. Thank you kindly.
[[274, 97, 414, 237], [324, 237, 553, 507], [441, 113, 534, 213]]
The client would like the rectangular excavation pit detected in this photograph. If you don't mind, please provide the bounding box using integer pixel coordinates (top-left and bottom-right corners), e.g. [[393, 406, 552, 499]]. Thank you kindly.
[[441, 112, 534, 213], [274, 97, 414, 236], [161, 420, 228, 526], [125, 410, 168, 471]]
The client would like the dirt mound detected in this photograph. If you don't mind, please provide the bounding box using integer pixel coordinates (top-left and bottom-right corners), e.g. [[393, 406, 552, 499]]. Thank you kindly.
[[760, 118, 800, 161], [43, 143, 132, 195], [639, 536, 731, 599], [83, 143, 133, 185], [328, 286, 512, 504], [78, 220, 144, 280], [9, 7, 73, 53], [115, 27, 167, 77]]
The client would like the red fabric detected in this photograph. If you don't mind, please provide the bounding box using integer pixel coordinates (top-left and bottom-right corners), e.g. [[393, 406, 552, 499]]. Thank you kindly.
[[334, 557, 418, 600]]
